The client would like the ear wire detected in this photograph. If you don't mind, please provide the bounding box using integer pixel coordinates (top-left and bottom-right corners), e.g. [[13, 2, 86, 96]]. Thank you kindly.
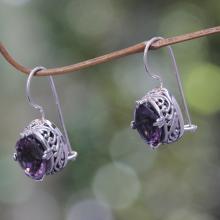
[[144, 37, 197, 132], [26, 66, 77, 160]]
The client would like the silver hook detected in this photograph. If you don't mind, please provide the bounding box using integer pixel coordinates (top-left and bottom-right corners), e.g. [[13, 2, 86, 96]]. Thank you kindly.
[[26, 67, 46, 120], [144, 37, 197, 132], [144, 37, 164, 88], [26, 66, 77, 160]]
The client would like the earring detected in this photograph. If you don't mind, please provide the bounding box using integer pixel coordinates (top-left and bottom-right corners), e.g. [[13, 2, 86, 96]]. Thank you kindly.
[[13, 66, 77, 181], [131, 37, 197, 149]]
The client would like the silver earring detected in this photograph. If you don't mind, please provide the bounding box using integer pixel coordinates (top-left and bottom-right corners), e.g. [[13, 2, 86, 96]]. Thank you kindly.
[[14, 66, 77, 181], [131, 37, 197, 149]]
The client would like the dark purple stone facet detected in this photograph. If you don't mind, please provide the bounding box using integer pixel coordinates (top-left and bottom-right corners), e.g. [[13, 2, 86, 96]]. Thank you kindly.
[[133, 102, 163, 147], [15, 135, 47, 180]]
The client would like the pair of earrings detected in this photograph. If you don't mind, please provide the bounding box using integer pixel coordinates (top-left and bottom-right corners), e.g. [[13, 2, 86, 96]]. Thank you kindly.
[[13, 37, 197, 181]]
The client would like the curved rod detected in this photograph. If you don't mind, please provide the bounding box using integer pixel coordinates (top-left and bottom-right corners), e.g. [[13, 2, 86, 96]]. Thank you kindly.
[[26, 67, 46, 118], [1, 26, 220, 76], [144, 36, 164, 87], [26, 66, 77, 159]]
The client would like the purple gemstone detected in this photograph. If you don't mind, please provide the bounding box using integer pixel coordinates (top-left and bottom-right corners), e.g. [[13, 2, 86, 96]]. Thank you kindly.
[[15, 135, 47, 180], [133, 102, 163, 147]]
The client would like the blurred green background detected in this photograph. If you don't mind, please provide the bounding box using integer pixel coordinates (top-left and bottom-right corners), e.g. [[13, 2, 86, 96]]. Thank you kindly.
[[0, 0, 220, 220]]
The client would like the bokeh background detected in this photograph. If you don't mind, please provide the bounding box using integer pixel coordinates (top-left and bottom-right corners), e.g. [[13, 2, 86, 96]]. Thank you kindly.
[[0, 0, 220, 219]]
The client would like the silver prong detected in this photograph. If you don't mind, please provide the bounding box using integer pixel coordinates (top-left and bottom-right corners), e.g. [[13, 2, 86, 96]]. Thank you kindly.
[[135, 101, 140, 106], [42, 150, 53, 160], [68, 151, 78, 161], [20, 133, 25, 138], [150, 144, 160, 150], [130, 121, 136, 129], [184, 124, 197, 132], [153, 117, 165, 128], [13, 153, 17, 161], [136, 100, 145, 106]]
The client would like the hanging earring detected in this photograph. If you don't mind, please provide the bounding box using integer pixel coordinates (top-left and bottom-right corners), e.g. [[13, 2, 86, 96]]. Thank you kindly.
[[13, 66, 77, 181], [131, 37, 197, 149]]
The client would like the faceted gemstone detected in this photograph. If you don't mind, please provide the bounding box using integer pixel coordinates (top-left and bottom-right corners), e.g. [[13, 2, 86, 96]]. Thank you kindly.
[[133, 102, 163, 147], [15, 135, 47, 180]]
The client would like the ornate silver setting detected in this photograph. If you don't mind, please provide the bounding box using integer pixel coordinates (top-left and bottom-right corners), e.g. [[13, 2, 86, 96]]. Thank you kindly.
[[134, 87, 185, 146], [20, 119, 77, 175]]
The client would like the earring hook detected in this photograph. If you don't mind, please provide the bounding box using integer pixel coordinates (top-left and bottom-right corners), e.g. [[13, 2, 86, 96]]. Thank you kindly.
[[144, 37, 164, 88], [26, 66, 77, 160], [144, 37, 197, 132], [26, 66, 46, 120]]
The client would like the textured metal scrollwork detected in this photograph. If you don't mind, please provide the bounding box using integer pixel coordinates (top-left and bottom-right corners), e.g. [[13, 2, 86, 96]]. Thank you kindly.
[[21, 119, 69, 175], [147, 87, 184, 144], [132, 87, 184, 148]]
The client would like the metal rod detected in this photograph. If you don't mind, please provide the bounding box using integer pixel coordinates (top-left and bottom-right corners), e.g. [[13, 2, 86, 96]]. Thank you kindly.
[[1, 26, 220, 76]]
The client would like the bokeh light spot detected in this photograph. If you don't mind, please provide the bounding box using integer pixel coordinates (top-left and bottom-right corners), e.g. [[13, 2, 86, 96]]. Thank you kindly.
[[92, 162, 141, 209], [185, 63, 220, 115], [66, 199, 114, 220], [110, 128, 156, 174]]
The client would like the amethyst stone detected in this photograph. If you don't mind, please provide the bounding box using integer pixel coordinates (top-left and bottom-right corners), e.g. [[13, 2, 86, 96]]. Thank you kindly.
[[132, 102, 163, 147], [15, 135, 47, 180]]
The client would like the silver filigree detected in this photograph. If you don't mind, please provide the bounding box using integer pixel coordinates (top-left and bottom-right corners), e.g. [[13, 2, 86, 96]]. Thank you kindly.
[[143, 87, 184, 144], [20, 118, 77, 175]]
